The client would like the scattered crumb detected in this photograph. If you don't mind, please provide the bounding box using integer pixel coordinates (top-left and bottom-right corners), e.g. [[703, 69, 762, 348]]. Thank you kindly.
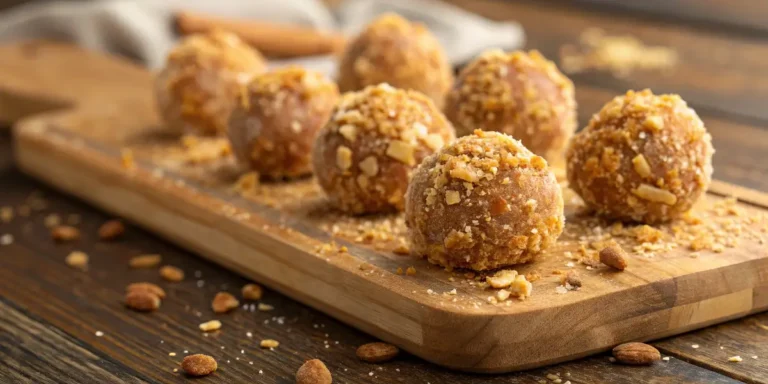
[[125, 290, 161, 312], [65, 251, 89, 269], [51, 225, 80, 242], [199, 320, 222, 332], [356, 342, 400, 363], [260, 339, 280, 349], [95, 331, 104, 337], [159, 265, 185, 282], [242, 283, 263, 300], [98, 220, 125, 240], [181, 354, 217, 376], [691, 344, 700, 349], [121, 149, 135, 170], [405, 266, 416, 276], [44, 214, 61, 228], [258, 303, 274, 311], [296, 359, 332, 384], [212, 292, 240, 313], [0, 234, 13, 246], [129, 254, 162, 268], [728, 356, 742, 363], [486, 269, 518, 289]]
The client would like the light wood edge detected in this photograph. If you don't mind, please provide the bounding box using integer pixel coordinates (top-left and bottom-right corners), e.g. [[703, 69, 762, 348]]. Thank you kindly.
[[12, 113, 768, 372], [709, 180, 768, 208]]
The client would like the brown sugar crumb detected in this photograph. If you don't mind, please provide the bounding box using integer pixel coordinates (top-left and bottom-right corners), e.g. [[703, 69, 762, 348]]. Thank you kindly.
[[125, 290, 161, 312], [159, 265, 185, 282], [199, 320, 222, 332], [98, 220, 125, 240], [51, 225, 80, 242], [405, 266, 417, 276], [181, 354, 217, 376], [633, 225, 664, 243], [296, 359, 332, 384], [65, 251, 88, 269], [126, 282, 166, 299], [212, 292, 239, 313], [356, 342, 400, 363], [129, 254, 162, 268], [600, 245, 629, 270], [562, 271, 582, 288], [120, 149, 135, 170], [260, 339, 280, 349], [241, 283, 263, 300]]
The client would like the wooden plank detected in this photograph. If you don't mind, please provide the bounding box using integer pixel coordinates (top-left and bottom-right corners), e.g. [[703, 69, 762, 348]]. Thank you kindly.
[[0, 171, 744, 383], [0, 300, 147, 384], [447, 0, 768, 123], [655, 313, 768, 384]]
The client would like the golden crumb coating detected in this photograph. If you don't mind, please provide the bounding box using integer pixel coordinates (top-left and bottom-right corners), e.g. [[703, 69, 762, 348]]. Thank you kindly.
[[228, 66, 339, 178], [338, 13, 453, 108], [445, 50, 576, 163], [405, 130, 565, 271], [155, 30, 267, 135], [566, 89, 714, 223], [313, 84, 455, 214]]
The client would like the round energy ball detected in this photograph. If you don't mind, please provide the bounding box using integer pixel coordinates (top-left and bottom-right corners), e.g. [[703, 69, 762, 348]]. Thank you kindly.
[[444, 50, 577, 163], [405, 130, 565, 271], [155, 30, 267, 136], [313, 84, 455, 214], [338, 13, 453, 108], [228, 67, 339, 179], [566, 89, 714, 223]]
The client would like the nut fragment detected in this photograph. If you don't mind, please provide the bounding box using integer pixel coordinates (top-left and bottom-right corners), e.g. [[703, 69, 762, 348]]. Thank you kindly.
[[385, 140, 415, 165], [199, 320, 222, 332], [181, 354, 217, 376], [632, 154, 652, 178], [508, 275, 533, 299], [125, 290, 161, 312], [356, 342, 400, 363], [296, 359, 332, 384], [260, 339, 280, 349], [211, 292, 239, 313], [65, 251, 89, 269], [242, 283, 263, 300], [129, 254, 162, 268], [563, 270, 582, 288], [631, 184, 678, 205], [159, 265, 185, 282], [486, 269, 518, 289], [336, 146, 353, 170], [126, 282, 166, 299], [612, 342, 661, 365], [51, 225, 80, 242], [600, 245, 629, 270], [98, 220, 125, 240]]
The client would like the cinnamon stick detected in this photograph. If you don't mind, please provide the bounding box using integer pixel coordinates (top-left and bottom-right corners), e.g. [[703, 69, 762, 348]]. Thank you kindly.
[[175, 11, 346, 58]]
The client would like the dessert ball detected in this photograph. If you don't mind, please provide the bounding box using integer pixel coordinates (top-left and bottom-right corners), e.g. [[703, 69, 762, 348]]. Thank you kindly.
[[338, 13, 453, 108], [155, 30, 267, 136], [228, 67, 339, 179], [445, 50, 577, 163], [566, 89, 714, 223], [405, 130, 565, 271], [313, 84, 455, 214]]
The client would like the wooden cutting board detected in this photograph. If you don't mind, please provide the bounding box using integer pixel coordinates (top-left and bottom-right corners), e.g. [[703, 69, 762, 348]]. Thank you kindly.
[[3, 41, 768, 373]]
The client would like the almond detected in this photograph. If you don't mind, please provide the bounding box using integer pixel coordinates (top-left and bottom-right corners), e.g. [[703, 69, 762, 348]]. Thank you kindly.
[[241, 283, 263, 300], [51, 225, 80, 242], [296, 359, 332, 384], [181, 354, 217, 376], [129, 254, 162, 269], [98, 220, 125, 240], [211, 292, 239, 313], [125, 290, 160, 312], [612, 342, 661, 365], [600, 245, 629, 270], [356, 342, 399, 363], [159, 265, 184, 282], [126, 282, 166, 299]]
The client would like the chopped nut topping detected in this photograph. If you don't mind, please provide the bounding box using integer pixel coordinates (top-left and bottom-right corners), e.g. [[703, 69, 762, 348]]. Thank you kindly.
[[423, 134, 444, 150], [212, 292, 239, 313], [199, 320, 222, 332], [600, 245, 629, 270], [486, 269, 518, 289], [65, 251, 88, 269], [445, 190, 461, 205], [359, 156, 379, 177], [336, 146, 353, 170], [632, 184, 677, 205], [159, 265, 185, 282], [339, 124, 357, 142], [242, 283, 263, 300], [260, 339, 280, 349], [385, 140, 416, 165], [508, 275, 533, 299], [632, 154, 652, 178], [181, 354, 217, 376], [129, 254, 162, 269]]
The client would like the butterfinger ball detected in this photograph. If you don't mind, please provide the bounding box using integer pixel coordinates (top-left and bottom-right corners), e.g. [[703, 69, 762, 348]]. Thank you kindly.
[[405, 130, 565, 271], [566, 89, 714, 223], [228, 67, 339, 178], [445, 50, 576, 163], [313, 84, 455, 214], [155, 30, 267, 135], [338, 13, 453, 108]]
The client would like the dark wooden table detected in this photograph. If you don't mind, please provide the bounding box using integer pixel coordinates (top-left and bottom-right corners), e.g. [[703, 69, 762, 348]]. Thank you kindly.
[[2, 0, 768, 383]]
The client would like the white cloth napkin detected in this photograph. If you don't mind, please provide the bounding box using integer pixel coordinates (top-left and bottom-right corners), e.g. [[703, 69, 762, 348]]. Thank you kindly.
[[0, 0, 525, 75]]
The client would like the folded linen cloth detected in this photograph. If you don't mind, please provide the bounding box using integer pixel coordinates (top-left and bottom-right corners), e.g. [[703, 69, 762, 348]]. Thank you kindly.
[[0, 0, 524, 75]]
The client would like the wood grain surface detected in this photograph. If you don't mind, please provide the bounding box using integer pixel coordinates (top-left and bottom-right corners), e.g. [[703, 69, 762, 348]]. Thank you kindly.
[[1, 0, 768, 382]]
